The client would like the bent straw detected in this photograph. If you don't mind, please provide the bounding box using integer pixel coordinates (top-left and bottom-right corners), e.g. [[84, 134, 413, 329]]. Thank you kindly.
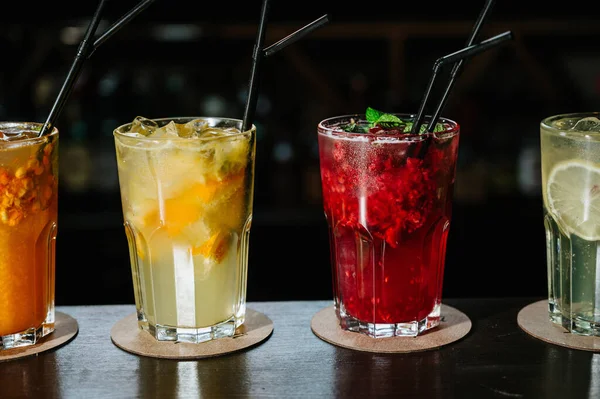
[[38, 0, 108, 137], [263, 14, 330, 58], [242, 0, 271, 132], [427, 0, 495, 132], [410, 30, 513, 134], [242, 4, 330, 131], [38, 0, 157, 137], [90, 0, 157, 56]]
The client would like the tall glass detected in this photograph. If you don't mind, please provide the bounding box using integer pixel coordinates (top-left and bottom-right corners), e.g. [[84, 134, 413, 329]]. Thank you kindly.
[[0, 122, 58, 350], [114, 117, 256, 343], [541, 112, 600, 335], [318, 114, 460, 337]]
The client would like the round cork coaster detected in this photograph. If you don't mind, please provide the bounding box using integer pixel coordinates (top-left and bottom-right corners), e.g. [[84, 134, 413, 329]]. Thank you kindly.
[[110, 308, 273, 359], [0, 312, 79, 362], [518, 300, 600, 352], [311, 304, 471, 353]]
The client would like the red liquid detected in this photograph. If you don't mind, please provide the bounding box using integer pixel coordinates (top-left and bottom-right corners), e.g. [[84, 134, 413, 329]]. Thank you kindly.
[[318, 125, 459, 325]]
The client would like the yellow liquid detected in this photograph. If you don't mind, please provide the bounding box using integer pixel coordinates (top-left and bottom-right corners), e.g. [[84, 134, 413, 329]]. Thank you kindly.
[[115, 128, 254, 330]]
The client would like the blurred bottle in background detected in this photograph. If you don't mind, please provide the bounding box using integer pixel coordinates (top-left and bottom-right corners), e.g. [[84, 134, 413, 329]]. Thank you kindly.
[[271, 130, 297, 209], [60, 116, 92, 194], [89, 69, 121, 194], [517, 134, 542, 197], [299, 103, 324, 207]]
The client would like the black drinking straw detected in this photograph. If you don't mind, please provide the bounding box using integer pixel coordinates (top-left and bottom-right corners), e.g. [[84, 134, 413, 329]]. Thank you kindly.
[[427, 0, 495, 132], [242, 3, 330, 132], [242, 0, 271, 133], [38, 0, 157, 137], [38, 0, 108, 137], [263, 14, 329, 58], [410, 30, 513, 134], [90, 0, 157, 56]]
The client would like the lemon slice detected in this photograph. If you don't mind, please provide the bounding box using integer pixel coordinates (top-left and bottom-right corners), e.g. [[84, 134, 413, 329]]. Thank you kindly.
[[547, 160, 600, 240]]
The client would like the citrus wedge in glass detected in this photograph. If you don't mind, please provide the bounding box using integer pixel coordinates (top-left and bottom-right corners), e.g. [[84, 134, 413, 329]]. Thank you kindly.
[[547, 160, 600, 240]]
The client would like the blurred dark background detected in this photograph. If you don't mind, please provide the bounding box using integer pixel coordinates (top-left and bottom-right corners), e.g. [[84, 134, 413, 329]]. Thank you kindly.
[[1, 0, 599, 305]]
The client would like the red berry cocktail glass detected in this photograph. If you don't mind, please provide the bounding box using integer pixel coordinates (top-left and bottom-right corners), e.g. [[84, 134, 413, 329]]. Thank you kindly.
[[317, 114, 460, 337]]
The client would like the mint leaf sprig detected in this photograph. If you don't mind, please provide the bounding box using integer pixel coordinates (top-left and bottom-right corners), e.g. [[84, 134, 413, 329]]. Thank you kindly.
[[342, 107, 445, 134], [366, 107, 404, 129]]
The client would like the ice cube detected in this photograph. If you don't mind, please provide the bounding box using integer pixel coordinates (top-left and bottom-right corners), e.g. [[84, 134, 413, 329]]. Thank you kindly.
[[196, 127, 241, 139], [180, 119, 209, 138], [5, 132, 26, 141], [198, 128, 228, 138], [571, 117, 600, 132], [222, 127, 242, 136], [148, 121, 179, 138], [129, 116, 158, 136], [164, 121, 179, 137]]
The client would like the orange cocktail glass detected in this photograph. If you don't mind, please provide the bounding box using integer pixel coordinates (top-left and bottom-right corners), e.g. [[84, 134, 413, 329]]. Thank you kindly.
[[0, 122, 58, 350]]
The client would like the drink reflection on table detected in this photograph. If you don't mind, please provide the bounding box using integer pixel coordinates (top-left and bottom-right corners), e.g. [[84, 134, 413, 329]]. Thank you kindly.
[[137, 354, 249, 398], [332, 350, 447, 398], [541, 346, 598, 398], [0, 353, 62, 398]]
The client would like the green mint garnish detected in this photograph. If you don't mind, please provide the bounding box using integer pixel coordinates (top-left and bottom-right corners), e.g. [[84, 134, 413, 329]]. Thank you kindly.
[[340, 119, 369, 133], [365, 107, 384, 123], [431, 123, 446, 133], [342, 121, 356, 132], [367, 107, 403, 129], [403, 122, 446, 134], [340, 107, 446, 134], [374, 113, 403, 129]]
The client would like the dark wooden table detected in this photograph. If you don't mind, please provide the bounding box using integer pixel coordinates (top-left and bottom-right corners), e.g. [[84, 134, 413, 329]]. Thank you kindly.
[[0, 298, 598, 398]]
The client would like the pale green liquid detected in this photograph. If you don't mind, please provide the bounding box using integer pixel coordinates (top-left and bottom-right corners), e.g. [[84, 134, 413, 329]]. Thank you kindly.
[[545, 211, 600, 334]]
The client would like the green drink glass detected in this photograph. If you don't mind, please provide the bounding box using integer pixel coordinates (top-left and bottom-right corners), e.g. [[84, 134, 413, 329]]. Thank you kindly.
[[542, 112, 600, 335]]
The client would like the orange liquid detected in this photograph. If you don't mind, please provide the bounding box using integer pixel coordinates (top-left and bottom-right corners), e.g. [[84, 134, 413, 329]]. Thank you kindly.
[[0, 207, 56, 336], [0, 134, 57, 337]]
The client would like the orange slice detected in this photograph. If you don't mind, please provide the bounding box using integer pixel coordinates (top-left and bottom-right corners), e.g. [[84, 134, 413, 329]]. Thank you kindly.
[[192, 231, 231, 262], [142, 180, 221, 234]]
